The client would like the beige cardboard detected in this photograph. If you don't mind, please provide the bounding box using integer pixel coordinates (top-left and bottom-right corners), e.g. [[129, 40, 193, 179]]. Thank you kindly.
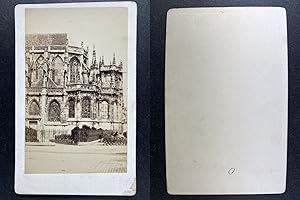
[[15, 2, 137, 195], [165, 7, 288, 195]]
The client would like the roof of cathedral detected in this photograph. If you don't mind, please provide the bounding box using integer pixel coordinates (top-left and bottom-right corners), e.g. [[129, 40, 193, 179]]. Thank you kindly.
[[26, 33, 68, 47]]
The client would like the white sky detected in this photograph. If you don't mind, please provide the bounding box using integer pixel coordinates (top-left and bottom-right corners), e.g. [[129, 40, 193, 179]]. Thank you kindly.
[[25, 7, 128, 69]]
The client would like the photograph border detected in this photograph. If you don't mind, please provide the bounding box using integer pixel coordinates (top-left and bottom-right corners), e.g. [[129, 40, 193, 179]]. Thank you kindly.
[[15, 1, 137, 196]]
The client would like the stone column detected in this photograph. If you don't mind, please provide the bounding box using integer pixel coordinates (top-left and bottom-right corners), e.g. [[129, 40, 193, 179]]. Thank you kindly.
[[40, 88, 47, 142], [90, 98, 94, 120], [62, 93, 67, 124], [81, 52, 84, 84], [109, 100, 114, 130], [65, 48, 69, 85], [118, 96, 123, 121], [76, 95, 81, 122]]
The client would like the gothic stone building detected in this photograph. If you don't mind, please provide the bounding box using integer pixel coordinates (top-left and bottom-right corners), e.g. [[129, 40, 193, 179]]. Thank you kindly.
[[25, 34, 126, 141]]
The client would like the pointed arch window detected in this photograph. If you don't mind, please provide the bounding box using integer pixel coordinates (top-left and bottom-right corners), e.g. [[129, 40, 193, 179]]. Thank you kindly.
[[69, 99, 75, 118], [29, 100, 40, 115], [81, 97, 91, 118], [30, 62, 37, 83], [52, 56, 64, 85], [70, 57, 79, 83], [48, 100, 61, 122], [34, 56, 44, 82], [113, 102, 118, 120], [70, 64, 76, 83], [100, 101, 109, 119]]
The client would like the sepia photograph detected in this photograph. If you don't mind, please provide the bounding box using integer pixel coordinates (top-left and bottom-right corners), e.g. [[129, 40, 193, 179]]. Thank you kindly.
[[24, 7, 128, 174], [15, 2, 136, 195]]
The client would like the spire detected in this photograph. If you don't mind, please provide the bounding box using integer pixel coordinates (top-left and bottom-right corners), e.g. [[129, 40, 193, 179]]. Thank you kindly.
[[92, 45, 96, 65], [102, 56, 104, 65], [93, 45, 96, 56], [112, 53, 116, 65]]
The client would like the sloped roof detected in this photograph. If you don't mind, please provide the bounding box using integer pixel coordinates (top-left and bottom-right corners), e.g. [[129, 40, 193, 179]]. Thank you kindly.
[[26, 33, 68, 47]]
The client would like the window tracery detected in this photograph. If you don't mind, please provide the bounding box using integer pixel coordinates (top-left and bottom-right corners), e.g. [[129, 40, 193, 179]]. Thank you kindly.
[[100, 101, 109, 119], [29, 100, 40, 115], [69, 99, 75, 118], [70, 58, 79, 83], [48, 100, 61, 122], [81, 97, 91, 118], [52, 56, 64, 85]]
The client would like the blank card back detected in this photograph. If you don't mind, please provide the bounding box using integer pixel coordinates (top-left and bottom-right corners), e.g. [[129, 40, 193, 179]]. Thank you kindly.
[[165, 7, 288, 195]]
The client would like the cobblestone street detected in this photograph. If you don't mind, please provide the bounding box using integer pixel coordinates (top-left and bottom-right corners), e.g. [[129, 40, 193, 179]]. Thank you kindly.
[[25, 143, 127, 173]]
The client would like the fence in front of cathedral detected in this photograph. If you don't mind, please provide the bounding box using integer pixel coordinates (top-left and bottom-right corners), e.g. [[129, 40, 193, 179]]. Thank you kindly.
[[37, 128, 69, 143]]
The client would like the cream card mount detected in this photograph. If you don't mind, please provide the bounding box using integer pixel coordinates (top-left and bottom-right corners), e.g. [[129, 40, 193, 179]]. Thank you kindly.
[[15, 2, 136, 196], [165, 7, 288, 195]]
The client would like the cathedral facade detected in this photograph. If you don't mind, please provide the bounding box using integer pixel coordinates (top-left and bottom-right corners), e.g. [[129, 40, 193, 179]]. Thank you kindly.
[[25, 33, 126, 141]]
